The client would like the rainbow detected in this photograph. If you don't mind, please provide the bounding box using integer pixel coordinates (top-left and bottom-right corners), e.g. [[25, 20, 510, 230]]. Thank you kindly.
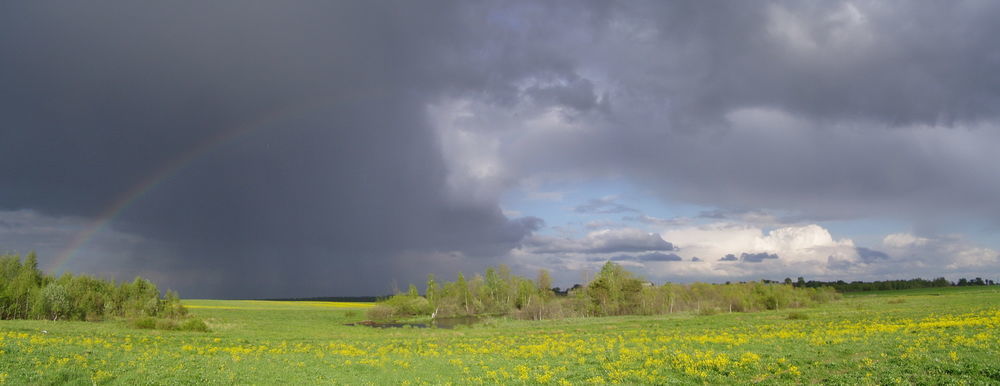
[[45, 97, 351, 273]]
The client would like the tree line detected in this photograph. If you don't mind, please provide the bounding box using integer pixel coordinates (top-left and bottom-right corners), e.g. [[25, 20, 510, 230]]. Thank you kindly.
[[0, 252, 204, 330], [785, 276, 997, 292], [369, 261, 840, 321]]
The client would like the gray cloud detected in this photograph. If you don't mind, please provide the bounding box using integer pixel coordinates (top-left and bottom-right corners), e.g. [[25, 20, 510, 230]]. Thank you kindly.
[[699, 211, 730, 220], [525, 75, 601, 112], [855, 247, 889, 264], [740, 252, 780, 263], [639, 252, 683, 262], [0, 1, 569, 298], [719, 254, 739, 262], [610, 252, 682, 262], [623, 2, 1000, 126], [524, 228, 675, 255], [494, 1, 1000, 226], [4, 1, 1000, 297]]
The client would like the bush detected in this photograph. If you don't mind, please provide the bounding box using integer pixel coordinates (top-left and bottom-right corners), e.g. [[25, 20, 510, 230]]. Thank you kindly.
[[128, 316, 207, 331], [131, 317, 156, 329], [155, 319, 179, 330], [366, 305, 397, 321], [85, 312, 103, 322], [383, 293, 432, 316], [513, 296, 579, 320], [786, 311, 809, 320], [368, 292, 433, 320], [179, 318, 209, 332]]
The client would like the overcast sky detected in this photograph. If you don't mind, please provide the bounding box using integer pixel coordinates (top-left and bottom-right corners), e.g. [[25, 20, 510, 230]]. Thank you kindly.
[[2, 1, 999, 298]]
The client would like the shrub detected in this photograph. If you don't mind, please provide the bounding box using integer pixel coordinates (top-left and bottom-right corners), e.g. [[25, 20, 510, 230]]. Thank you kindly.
[[369, 292, 433, 320], [383, 293, 432, 316], [131, 317, 156, 329], [366, 305, 397, 321], [155, 319, 179, 330], [513, 296, 577, 320], [85, 312, 103, 322], [786, 311, 809, 320], [179, 318, 209, 332]]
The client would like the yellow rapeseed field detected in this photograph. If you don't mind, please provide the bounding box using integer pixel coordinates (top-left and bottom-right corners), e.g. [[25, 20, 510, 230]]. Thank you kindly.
[[1, 288, 999, 384]]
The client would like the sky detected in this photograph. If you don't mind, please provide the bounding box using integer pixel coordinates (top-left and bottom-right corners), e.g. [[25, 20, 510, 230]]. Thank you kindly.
[[2, 1, 999, 298]]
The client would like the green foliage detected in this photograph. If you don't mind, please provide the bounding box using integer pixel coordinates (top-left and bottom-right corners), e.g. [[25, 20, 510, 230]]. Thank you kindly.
[[179, 318, 210, 332], [40, 282, 70, 320], [0, 252, 190, 324], [131, 316, 157, 329], [155, 318, 179, 330], [583, 262, 645, 316], [369, 262, 839, 321], [3, 288, 998, 384], [796, 276, 996, 292], [786, 311, 809, 320], [367, 290, 433, 320]]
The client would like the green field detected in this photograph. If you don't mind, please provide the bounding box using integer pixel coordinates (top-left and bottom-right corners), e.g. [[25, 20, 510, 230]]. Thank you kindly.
[[1, 287, 998, 384]]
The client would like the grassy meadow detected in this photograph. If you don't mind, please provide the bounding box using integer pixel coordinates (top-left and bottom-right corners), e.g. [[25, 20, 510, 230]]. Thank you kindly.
[[1, 287, 998, 384]]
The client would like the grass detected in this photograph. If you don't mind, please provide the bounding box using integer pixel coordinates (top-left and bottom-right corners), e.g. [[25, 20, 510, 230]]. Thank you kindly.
[[1, 287, 999, 384]]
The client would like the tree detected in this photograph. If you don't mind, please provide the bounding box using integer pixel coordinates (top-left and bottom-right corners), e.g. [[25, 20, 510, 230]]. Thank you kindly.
[[483, 267, 509, 312], [514, 279, 535, 309], [585, 262, 644, 316], [454, 273, 471, 315], [24, 251, 42, 284], [536, 269, 553, 299], [425, 274, 440, 306], [8, 266, 38, 319], [40, 283, 70, 321], [0, 253, 190, 322]]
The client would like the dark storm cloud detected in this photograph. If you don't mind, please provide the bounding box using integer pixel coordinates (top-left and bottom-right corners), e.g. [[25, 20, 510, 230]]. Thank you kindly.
[[499, 0, 1000, 225], [618, 1, 1000, 126], [719, 254, 739, 262], [5, 1, 1000, 296], [740, 252, 779, 263], [0, 1, 578, 297]]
